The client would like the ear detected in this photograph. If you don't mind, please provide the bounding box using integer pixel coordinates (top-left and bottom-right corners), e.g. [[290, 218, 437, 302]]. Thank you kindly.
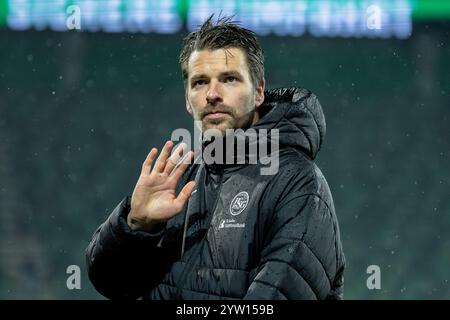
[[185, 93, 193, 115], [254, 79, 265, 109]]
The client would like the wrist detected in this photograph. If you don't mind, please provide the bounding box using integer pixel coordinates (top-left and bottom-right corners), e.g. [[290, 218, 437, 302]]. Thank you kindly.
[[127, 211, 158, 232]]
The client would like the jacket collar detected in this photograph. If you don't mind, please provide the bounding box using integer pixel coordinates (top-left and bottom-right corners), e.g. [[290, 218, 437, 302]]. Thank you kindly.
[[197, 87, 326, 175]]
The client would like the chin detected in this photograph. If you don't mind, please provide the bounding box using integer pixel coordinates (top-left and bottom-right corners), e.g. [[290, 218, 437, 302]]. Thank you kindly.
[[202, 120, 233, 134]]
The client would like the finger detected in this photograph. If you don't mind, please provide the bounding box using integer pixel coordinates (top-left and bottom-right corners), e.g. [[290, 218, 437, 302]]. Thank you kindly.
[[141, 148, 158, 175], [169, 150, 194, 182], [174, 180, 196, 210], [154, 140, 174, 173], [163, 143, 186, 176]]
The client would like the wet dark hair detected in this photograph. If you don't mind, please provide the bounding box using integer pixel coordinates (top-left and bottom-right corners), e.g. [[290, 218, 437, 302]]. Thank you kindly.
[[179, 14, 264, 89]]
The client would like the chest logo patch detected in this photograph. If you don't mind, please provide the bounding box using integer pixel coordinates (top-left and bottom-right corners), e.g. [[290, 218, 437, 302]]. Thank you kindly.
[[229, 191, 249, 216]]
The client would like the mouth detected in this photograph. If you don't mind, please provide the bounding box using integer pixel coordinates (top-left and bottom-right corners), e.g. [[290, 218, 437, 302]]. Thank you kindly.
[[204, 111, 230, 120]]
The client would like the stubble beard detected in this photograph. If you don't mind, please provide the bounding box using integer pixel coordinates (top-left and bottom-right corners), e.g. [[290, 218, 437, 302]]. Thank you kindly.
[[201, 108, 256, 135]]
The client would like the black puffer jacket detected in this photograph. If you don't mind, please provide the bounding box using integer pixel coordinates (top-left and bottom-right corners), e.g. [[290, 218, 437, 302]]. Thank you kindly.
[[86, 87, 346, 300]]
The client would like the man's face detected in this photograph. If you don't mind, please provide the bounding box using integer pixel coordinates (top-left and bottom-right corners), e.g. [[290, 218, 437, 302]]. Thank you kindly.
[[185, 48, 264, 134]]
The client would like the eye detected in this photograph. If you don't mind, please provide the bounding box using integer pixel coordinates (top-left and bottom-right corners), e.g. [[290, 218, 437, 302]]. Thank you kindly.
[[225, 76, 237, 83], [193, 79, 207, 87]]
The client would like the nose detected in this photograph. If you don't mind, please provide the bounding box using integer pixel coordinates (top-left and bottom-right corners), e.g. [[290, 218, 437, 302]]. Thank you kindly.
[[206, 81, 222, 105]]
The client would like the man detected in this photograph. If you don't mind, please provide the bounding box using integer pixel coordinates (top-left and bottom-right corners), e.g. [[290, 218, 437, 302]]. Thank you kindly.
[[86, 15, 345, 300]]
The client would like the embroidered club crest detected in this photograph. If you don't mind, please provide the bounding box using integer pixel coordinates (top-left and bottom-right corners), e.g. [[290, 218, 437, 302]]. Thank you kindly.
[[229, 191, 249, 216]]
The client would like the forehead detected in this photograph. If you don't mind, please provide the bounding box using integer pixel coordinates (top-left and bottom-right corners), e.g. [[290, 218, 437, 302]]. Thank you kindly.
[[187, 48, 249, 77]]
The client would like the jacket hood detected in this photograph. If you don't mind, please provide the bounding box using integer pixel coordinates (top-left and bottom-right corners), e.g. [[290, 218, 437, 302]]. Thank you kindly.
[[253, 87, 326, 160]]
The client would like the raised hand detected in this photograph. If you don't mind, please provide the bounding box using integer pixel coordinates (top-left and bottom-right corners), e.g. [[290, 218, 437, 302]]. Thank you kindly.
[[127, 140, 196, 232]]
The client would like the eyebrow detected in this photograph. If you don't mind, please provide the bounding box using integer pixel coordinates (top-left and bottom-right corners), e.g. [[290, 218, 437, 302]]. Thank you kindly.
[[190, 70, 244, 82]]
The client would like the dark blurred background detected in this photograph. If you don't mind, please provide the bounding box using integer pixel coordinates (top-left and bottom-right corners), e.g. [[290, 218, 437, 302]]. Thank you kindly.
[[0, 0, 449, 299]]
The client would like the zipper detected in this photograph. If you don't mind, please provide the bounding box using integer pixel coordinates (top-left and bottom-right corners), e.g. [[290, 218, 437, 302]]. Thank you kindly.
[[176, 166, 223, 298], [206, 169, 224, 268]]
